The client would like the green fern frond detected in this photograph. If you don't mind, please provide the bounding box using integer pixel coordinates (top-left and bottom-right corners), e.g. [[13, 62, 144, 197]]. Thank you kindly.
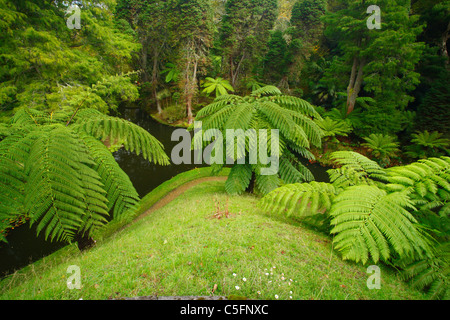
[[72, 114, 170, 166], [255, 172, 280, 195], [330, 151, 387, 180], [24, 126, 109, 242], [251, 85, 282, 97], [0, 108, 169, 244], [80, 134, 139, 220], [260, 181, 338, 219], [402, 243, 449, 300], [272, 95, 321, 119], [330, 185, 429, 264], [225, 164, 253, 195]]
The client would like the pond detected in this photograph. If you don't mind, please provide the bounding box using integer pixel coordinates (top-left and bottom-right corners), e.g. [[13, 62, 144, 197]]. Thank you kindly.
[[0, 107, 330, 278]]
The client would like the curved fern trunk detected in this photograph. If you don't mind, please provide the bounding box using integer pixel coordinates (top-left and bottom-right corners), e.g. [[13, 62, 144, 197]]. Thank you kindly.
[[245, 172, 256, 194], [74, 232, 96, 251]]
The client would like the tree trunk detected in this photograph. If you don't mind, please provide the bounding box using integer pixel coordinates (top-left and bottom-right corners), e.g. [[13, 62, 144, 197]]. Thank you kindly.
[[245, 172, 256, 194], [152, 49, 162, 114], [323, 139, 329, 153], [346, 57, 365, 115], [74, 232, 96, 251], [441, 21, 449, 66]]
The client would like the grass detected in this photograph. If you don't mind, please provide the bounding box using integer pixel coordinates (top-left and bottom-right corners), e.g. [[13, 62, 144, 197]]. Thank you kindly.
[[95, 167, 231, 240], [0, 180, 427, 300]]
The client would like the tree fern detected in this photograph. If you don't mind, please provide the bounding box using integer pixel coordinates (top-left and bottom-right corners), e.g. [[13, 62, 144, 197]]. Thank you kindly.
[[195, 86, 323, 195], [0, 108, 170, 245], [362, 133, 400, 167]]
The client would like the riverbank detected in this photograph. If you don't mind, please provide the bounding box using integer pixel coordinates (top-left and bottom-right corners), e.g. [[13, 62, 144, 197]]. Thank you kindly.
[[0, 179, 426, 300]]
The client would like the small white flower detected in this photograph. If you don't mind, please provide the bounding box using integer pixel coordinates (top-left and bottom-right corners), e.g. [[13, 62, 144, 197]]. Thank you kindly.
[[290, 291, 293, 294], [257, 291, 261, 295], [268, 280, 272, 283], [233, 273, 237, 277], [235, 286, 240, 290], [243, 277, 247, 282], [273, 266, 276, 269], [288, 282, 291, 286], [281, 277, 285, 280], [265, 273, 269, 276], [289, 296, 292, 299], [275, 295, 279, 299]]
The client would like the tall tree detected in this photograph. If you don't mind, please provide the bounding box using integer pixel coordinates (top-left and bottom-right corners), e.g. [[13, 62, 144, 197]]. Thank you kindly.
[[0, 0, 140, 115], [170, 0, 214, 124], [286, 0, 327, 88], [322, 0, 425, 135], [115, 0, 172, 114], [218, 0, 278, 89]]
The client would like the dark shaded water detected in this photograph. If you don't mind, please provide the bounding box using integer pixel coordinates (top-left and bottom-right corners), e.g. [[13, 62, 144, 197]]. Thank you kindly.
[[0, 107, 330, 278]]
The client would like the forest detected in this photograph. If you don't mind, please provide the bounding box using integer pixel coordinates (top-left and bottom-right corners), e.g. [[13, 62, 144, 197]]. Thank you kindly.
[[0, 0, 449, 301]]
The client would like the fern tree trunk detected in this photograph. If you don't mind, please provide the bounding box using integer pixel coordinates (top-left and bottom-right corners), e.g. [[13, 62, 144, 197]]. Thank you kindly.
[[74, 232, 96, 251], [245, 171, 256, 193]]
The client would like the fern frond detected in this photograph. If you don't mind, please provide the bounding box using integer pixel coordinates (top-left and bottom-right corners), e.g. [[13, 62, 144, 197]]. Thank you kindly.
[[195, 97, 237, 119], [330, 151, 387, 181], [251, 85, 282, 97], [24, 126, 109, 242], [80, 134, 140, 220], [72, 113, 170, 166], [330, 185, 430, 264], [260, 181, 338, 219], [402, 243, 449, 300], [225, 164, 253, 195], [0, 128, 38, 240], [255, 172, 280, 195], [272, 95, 321, 119]]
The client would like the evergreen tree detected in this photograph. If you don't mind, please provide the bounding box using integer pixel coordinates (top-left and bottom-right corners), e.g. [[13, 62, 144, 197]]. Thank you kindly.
[[322, 0, 425, 135], [0, 0, 140, 116], [168, 0, 214, 124], [218, 0, 278, 89]]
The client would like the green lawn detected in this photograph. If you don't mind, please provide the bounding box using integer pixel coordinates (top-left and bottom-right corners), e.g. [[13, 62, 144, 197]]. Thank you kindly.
[[0, 180, 427, 300]]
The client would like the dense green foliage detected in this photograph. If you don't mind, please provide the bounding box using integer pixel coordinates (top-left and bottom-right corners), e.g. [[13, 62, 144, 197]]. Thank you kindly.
[[0, 0, 140, 117], [261, 151, 450, 299]]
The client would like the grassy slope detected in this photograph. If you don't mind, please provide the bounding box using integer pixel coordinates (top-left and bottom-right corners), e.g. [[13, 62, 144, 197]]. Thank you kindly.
[[0, 180, 426, 300]]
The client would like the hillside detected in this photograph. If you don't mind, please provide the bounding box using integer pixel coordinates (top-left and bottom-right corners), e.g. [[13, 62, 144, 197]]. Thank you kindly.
[[0, 180, 426, 300]]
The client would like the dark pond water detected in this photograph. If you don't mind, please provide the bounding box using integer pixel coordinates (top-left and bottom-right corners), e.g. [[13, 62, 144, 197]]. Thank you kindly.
[[0, 107, 330, 278]]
